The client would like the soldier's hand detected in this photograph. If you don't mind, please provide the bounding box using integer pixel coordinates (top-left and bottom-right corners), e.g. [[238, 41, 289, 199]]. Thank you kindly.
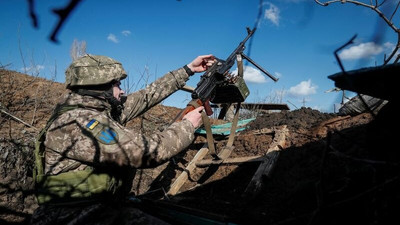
[[183, 106, 204, 129], [187, 55, 216, 73]]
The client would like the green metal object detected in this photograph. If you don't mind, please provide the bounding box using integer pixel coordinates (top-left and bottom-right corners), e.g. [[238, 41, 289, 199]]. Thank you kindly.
[[212, 76, 250, 103]]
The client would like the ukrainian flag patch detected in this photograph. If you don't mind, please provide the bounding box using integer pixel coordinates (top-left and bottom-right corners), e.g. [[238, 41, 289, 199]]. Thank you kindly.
[[86, 119, 99, 130]]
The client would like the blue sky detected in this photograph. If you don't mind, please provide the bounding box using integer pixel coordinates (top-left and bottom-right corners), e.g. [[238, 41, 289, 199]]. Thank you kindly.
[[1, 0, 397, 112]]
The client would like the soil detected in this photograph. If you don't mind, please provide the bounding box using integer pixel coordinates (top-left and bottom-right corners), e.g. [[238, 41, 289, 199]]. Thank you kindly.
[[0, 69, 398, 225]]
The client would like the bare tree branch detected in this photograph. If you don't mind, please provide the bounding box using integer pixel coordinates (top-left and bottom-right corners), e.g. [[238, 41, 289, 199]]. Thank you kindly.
[[70, 39, 87, 61], [389, 1, 400, 21], [0, 104, 38, 131], [50, 0, 83, 43], [315, 0, 400, 65], [27, 0, 38, 28]]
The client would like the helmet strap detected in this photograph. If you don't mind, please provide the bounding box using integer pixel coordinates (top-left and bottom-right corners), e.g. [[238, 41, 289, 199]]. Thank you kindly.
[[103, 86, 125, 122]]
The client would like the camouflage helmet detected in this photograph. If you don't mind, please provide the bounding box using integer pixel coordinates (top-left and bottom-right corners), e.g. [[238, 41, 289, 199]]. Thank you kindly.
[[65, 54, 127, 88]]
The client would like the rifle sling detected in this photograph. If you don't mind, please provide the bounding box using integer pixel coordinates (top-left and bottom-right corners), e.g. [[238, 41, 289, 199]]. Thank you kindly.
[[202, 111, 217, 158], [221, 54, 244, 152], [189, 100, 242, 160], [226, 102, 241, 148], [215, 54, 243, 160], [187, 100, 217, 158]]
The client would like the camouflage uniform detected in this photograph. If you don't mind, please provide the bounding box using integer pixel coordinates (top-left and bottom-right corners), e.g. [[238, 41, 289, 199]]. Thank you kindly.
[[31, 55, 194, 225]]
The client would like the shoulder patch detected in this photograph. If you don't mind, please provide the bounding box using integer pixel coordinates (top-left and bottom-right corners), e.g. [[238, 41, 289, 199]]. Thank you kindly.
[[96, 128, 119, 145], [86, 119, 99, 130]]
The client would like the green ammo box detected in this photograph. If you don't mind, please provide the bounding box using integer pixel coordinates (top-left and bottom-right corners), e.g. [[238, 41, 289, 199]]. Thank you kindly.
[[211, 76, 250, 103]]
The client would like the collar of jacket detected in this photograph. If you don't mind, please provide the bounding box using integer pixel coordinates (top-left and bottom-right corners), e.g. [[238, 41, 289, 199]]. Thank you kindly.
[[63, 91, 112, 112]]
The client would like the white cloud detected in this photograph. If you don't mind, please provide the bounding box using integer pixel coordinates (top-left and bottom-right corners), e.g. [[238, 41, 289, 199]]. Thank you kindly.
[[288, 79, 317, 97], [383, 41, 400, 56], [121, 30, 131, 36], [107, 33, 119, 43], [384, 42, 394, 50], [232, 66, 267, 83], [20, 64, 45, 73], [264, 3, 280, 26], [339, 42, 383, 60]]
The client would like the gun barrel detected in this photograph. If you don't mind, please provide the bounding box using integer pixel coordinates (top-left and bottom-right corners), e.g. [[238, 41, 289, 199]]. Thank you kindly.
[[225, 28, 256, 63]]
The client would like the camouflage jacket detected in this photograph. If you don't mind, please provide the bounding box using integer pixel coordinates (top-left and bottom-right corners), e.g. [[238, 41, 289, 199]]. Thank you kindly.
[[43, 67, 194, 176]]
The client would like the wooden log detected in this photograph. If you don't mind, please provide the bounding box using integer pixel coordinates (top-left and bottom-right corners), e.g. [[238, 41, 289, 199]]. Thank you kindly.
[[242, 125, 289, 198], [167, 146, 209, 196], [267, 125, 288, 152]]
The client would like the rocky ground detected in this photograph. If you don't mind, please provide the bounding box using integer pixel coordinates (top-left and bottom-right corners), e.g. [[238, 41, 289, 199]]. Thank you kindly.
[[0, 69, 397, 225]]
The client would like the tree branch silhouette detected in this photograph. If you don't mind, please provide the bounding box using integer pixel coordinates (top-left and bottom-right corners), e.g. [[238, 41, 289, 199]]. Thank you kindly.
[[26, 0, 83, 43], [50, 0, 83, 43], [315, 0, 400, 65]]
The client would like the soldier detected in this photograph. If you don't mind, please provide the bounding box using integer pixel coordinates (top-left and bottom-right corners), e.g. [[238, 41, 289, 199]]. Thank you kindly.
[[31, 54, 216, 224]]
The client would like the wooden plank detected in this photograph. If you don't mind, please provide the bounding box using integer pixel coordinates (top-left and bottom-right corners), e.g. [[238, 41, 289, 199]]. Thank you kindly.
[[242, 125, 289, 198], [267, 125, 288, 152], [217, 146, 235, 160], [167, 146, 209, 196], [195, 155, 264, 167]]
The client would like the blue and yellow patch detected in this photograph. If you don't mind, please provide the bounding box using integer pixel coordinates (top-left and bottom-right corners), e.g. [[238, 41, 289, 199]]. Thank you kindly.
[[86, 119, 99, 130], [96, 128, 118, 145]]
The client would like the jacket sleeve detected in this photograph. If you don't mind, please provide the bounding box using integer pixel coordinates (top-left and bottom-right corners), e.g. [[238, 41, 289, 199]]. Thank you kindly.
[[45, 111, 196, 169], [120, 68, 190, 125]]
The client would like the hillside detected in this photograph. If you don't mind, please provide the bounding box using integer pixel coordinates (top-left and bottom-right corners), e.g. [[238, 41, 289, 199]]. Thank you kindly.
[[0, 69, 397, 225]]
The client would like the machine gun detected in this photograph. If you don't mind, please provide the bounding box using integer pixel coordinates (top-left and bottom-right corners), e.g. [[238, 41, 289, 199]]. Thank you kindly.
[[174, 27, 278, 122]]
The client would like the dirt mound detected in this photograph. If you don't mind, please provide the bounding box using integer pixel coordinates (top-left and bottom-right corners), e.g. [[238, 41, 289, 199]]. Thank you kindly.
[[1, 69, 397, 225], [249, 107, 336, 131], [1, 69, 66, 224], [149, 105, 396, 225]]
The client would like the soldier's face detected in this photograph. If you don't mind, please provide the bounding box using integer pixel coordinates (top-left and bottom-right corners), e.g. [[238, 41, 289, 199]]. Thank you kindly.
[[113, 81, 125, 101]]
